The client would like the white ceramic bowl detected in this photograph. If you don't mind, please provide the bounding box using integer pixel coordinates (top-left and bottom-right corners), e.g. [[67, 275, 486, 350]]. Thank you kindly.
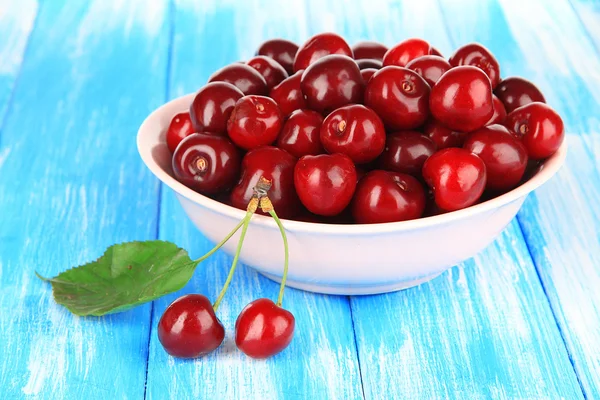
[[137, 93, 567, 295]]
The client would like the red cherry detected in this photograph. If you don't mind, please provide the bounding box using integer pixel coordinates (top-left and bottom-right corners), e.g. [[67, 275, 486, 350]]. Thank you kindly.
[[189, 82, 244, 134], [293, 32, 353, 72], [235, 298, 295, 359], [422, 148, 487, 211], [430, 47, 443, 57], [352, 170, 426, 224], [227, 95, 283, 150], [294, 153, 357, 216], [269, 70, 307, 116], [230, 146, 299, 218], [352, 41, 388, 61], [449, 43, 501, 89], [208, 63, 268, 95], [405, 55, 451, 87], [379, 131, 436, 175], [356, 59, 383, 70], [504, 102, 564, 159], [300, 55, 364, 114], [487, 94, 507, 125], [276, 109, 324, 157], [383, 38, 431, 67], [429, 66, 494, 132], [360, 68, 377, 82], [257, 38, 299, 75], [166, 112, 195, 153], [364, 66, 430, 130], [494, 77, 546, 113], [463, 124, 528, 191], [246, 56, 289, 90], [423, 119, 469, 149], [320, 104, 386, 164], [158, 294, 225, 358], [172, 133, 240, 194]]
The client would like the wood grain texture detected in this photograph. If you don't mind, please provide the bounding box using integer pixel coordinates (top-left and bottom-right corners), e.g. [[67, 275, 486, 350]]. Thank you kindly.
[[437, 0, 600, 397], [0, 1, 169, 398], [307, 0, 585, 398], [571, 0, 600, 54], [144, 1, 363, 399]]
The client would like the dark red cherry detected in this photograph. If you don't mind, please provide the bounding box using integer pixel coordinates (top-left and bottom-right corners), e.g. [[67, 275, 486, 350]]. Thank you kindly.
[[158, 294, 225, 358], [356, 59, 383, 70], [430, 66, 494, 132], [463, 124, 528, 191], [227, 95, 283, 150], [449, 43, 501, 89], [494, 77, 546, 113], [361, 68, 377, 82], [352, 41, 388, 61], [320, 104, 386, 164], [301, 55, 364, 114], [189, 82, 244, 134], [383, 38, 431, 67], [276, 109, 324, 157], [422, 148, 487, 211], [166, 112, 195, 153], [293, 32, 353, 72], [364, 66, 430, 130], [504, 102, 564, 159], [379, 131, 436, 175], [405, 55, 451, 87], [257, 38, 299, 75], [235, 298, 295, 359], [294, 153, 357, 216], [487, 94, 507, 125], [430, 47, 443, 57], [246, 56, 289, 90], [423, 119, 469, 149], [352, 170, 426, 223], [208, 63, 268, 95], [230, 146, 299, 218], [269, 70, 307, 116], [172, 133, 240, 194]]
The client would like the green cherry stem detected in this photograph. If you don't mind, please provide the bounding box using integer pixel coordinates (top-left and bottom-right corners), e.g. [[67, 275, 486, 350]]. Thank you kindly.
[[267, 209, 289, 307], [193, 214, 248, 265]]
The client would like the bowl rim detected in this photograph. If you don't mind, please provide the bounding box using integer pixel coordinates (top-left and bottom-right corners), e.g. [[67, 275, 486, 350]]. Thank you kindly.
[[137, 93, 568, 235]]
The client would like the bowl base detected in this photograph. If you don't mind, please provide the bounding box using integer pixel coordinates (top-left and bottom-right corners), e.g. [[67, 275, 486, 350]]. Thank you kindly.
[[259, 271, 444, 295]]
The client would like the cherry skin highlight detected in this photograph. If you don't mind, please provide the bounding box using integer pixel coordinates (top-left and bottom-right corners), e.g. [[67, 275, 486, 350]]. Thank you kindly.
[[208, 63, 268, 95], [383, 38, 431, 67], [257, 38, 299, 74], [189, 82, 244, 134], [227, 95, 284, 150], [487, 94, 507, 125], [494, 76, 546, 113], [246, 55, 289, 90], [379, 131, 436, 175], [166, 112, 195, 153], [352, 41, 388, 61], [269, 70, 307, 116], [449, 43, 501, 89], [293, 32, 353, 72], [276, 109, 324, 158], [405, 55, 452, 87]]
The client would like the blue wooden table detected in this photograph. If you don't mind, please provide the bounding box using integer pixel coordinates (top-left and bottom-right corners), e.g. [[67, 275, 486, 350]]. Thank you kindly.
[[1, 0, 599, 398]]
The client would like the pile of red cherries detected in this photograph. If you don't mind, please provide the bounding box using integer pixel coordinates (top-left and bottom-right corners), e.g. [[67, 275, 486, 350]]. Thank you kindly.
[[167, 33, 564, 224]]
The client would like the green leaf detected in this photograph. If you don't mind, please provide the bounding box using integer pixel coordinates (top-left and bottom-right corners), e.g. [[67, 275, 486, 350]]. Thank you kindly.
[[39, 241, 199, 316]]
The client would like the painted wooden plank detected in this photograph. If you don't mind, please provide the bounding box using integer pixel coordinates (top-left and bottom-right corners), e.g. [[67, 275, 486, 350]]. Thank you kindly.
[[0, 1, 170, 398], [306, 0, 585, 398], [569, 0, 600, 60], [436, 0, 600, 396], [144, 1, 363, 399]]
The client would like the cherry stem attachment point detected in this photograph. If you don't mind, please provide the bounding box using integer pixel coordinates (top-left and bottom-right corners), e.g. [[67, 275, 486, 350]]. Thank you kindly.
[[268, 209, 289, 307]]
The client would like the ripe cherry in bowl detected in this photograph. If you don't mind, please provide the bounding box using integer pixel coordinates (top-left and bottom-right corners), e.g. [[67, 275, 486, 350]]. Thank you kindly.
[[277, 109, 324, 158], [257, 38, 299, 74], [227, 95, 283, 150], [293, 32, 353, 72], [487, 94, 507, 125], [361, 68, 378, 82], [423, 119, 469, 149], [208, 63, 268, 95], [356, 59, 383, 70], [166, 112, 195, 153], [494, 76, 546, 113], [379, 131, 436, 175], [189, 82, 244, 134], [449, 43, 501, 89], [246, 56, 289, 90], [383, 38, 431, 67], [405, 55, 451, 87], [352, 41, 388, 61], [269, 70, 307, 116]]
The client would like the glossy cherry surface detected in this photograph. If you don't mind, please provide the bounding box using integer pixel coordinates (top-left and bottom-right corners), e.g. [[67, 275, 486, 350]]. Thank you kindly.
[[172, 133, 240, 194], [383, 38, 431, 67], [364, 66, 430, 130], [463, 124, 528, 191], [423, 119, 469, 149], [276, 109, 324, 157], [320, 104, 386, 164], [269, 70, 307, 116], [352, 170, 426, 223], [379, 131, 436, 175], [356, 58, 383, 70], [300, 55, 364, 114], [227, 95, 283, 150], [230, 146, 299, 218], [405, 55, 451, 87], [189, 82, 244, 134], [246, 56, 289, 90], [235, 298, 295, 359], [158, 294, 225, 358], [360, 68, 377, 82], [429, 66, 494, 132], [294, 153, 357, 216], [352, 41, 388, 60], [504, 102, 564, 159], [494, 76, 546, 113], [293, 32, 353, 72], [208, 63, 268, 95], [422, 148, 487, 211], [487, 94, 507, 125], [449, 43, 501, 89], [166, 112, 195, 153], [430, 47, 443, 57], [257, 38, 299, 74]]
